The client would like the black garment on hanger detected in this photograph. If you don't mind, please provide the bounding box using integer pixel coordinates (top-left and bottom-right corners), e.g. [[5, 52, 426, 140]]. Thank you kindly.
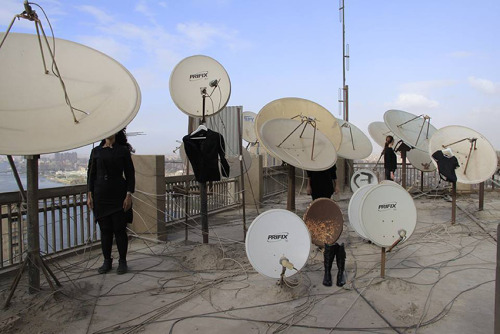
[[431, 150, 460, 182], [183, 129, 230, 182]]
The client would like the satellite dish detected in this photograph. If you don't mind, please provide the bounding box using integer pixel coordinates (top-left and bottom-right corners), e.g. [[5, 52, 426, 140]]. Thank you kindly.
[[350, 169, 378, 193], [429, 125, 498, 184], [242, 111, 258, 143], [303, 198, 343, 247], [337, 120, 373, 160], [349, 183, 417, 247], [367, 121, 401, 150], [259, 118, 337, 171], [0, 33, 141, 155], [348, 184, 372, 239], [255, 98, 342, 151], [225, 147, 252, 178], [245, 209, 311, 279], [384, 110, 437, 153], [169, 55, 231, 118], [407, 148, 436, 172]]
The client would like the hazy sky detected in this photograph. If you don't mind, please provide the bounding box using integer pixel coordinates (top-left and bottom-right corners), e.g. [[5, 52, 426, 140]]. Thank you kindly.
[[1, 0, 499, 158]]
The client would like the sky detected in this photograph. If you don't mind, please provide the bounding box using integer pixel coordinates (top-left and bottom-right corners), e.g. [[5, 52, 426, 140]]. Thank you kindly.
[[1, 0, 499, 158]]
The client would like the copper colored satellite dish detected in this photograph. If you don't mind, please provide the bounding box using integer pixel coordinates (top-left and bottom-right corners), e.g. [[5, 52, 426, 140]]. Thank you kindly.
[[303, 198, 343, 247], [259, 118, 337, 171], [0, 33, 141, 155], [384, 110, 437, 153], [337, 120, 373, 160], [429, 125, 498, 184], [169, 55, 231, 118], [256, 98, 342, 151]]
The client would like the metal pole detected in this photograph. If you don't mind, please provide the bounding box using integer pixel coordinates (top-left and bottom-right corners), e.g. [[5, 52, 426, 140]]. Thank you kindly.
[[479, 182, 485, 211], [237, 107, 247, 238], [452, 182, 457, 224], [401, 150, 407, 189], [381, 247, 386, 278], [420, 170, 424, 192], [287, 165, 295, 212], [495, 223, 500, 334], [26, 155, 40, 293], [200, 181, 208, 243]]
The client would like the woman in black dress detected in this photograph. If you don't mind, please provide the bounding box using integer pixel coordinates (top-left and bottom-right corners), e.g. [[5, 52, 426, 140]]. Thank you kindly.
[[383, 135, 397, 181], [87, 128, 135, 274]]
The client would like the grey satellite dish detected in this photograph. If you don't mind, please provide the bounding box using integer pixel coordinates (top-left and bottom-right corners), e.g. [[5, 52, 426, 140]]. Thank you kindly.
[[348, 184, 372, 239], [384, 110, 437, 153], [349, 183, 417, 247], [169, 55, 231, 118], [0, 33, 141, 155], [337, 120, 373, 160], [225, 147, 252, 178], [429, 125, 498, 184], [242, 111, 258, 143], [245, 209, 311, 279], [255, 98, 342, 152], [259, 118, 337, 171], [407, 148, 436, 172], [360, 183, 417, 247], [368, 121, 401, 151], [350, 169, 378, 193]]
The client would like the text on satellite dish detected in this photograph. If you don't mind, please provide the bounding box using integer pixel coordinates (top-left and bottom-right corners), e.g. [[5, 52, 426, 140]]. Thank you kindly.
[[267, 233, 289, 242], [378, 202, 397, 211], [189, 72, 208, 80]]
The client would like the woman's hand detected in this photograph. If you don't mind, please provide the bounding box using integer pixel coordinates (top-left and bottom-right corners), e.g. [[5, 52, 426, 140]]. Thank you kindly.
[[123, 193, 132, 211], [390, 171, 395, 180], [87, 192, 93, 210]]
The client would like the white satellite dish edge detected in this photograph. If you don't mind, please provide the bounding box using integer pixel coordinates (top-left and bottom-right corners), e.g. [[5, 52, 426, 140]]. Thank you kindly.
[[245, 209, 311, 282]]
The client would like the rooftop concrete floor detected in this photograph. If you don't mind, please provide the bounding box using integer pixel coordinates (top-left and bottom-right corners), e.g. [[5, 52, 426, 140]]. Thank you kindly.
[[1, 189, 499, 334]]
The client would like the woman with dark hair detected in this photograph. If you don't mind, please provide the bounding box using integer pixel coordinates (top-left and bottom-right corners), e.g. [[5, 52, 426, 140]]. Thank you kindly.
[[383, 135, 397, 181], [87, 128, 135, 275]]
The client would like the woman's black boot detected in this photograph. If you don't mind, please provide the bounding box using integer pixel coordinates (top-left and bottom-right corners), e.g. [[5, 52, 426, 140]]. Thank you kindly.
[[323, 244, 337, 286], [336, 243, 346, 287], [98, 258, 112, 274]]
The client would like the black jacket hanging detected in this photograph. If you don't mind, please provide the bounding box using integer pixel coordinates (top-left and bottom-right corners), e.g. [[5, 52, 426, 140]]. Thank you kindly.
[[183, 129, 230, 183], [431, 150, 460, 182]]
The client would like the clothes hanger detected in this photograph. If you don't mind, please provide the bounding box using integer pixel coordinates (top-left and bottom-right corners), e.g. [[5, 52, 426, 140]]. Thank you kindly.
[[190, 123, 207, 139], [442, 147, 454, 157]]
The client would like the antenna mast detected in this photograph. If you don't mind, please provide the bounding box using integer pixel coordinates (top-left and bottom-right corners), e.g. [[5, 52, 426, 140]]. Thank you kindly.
[[339, 0, 350, 121]]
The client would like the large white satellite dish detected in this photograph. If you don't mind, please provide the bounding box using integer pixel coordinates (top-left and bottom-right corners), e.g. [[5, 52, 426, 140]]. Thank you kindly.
[[259, 118, 337, 171], [169, 55, 231, 119], [429, 125, 498, 184], [350, 169, 378, 193], [255, 98, 342, 152], [367, 121, 401, 150], [407, 149, 436, 172], [348, 184, 372, 239], [384, 110, 437, 153], [245, 209, 311, 279], [337, 120, 373, 160], [349, 183, 417, 247], [0, 33, 141, 155], [359, 183, 417, 247], [242, 111, 258, 143]]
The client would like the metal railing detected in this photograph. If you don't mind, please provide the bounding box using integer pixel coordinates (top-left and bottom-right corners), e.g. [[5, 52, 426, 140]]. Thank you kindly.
[[0, 185, 97, 269], [263, 165, 288, 198], [165, 175, 239, 225]]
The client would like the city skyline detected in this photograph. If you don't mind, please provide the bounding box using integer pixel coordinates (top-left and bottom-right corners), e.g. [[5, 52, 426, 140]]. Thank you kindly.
[[1, 0, 499, 158]]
